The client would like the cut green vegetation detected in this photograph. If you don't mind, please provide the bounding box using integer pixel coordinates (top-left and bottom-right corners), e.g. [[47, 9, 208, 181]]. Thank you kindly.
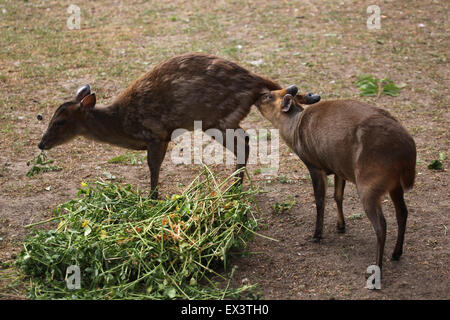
[[356, 74, 405, 97], [26, 152, 62, 177], [272, 199, 296, 214], [15, 168, 260, 299]]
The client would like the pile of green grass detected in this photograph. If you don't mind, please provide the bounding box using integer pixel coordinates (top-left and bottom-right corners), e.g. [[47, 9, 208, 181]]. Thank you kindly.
[[15, 167, 260, 299]]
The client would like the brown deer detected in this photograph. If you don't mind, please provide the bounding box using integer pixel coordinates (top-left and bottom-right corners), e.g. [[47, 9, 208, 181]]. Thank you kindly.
[[255, 85, 416, 271], [38, 53, 319, 198]]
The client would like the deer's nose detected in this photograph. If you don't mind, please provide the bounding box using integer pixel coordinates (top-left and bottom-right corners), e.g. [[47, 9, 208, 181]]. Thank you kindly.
[[305, 92, 321, 104]]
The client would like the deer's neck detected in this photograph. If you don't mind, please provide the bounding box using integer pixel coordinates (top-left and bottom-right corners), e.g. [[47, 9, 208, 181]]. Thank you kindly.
[[278, 109, 303, 152], [82, 103, 121, 139], [81, 104, 146, 150]]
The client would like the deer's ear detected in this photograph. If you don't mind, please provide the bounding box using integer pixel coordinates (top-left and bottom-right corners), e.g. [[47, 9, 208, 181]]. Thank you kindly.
[[80, 93, 96, 111], [75, 84, 91, 102], [281, 94, 294, 112]]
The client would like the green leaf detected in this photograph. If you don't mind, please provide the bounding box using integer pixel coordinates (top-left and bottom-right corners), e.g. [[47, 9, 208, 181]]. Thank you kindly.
[[356, 74, 403, 97], [428, 160, 443, 170], [166, 287, 177, 298], [381, 80, 401, 96], [84, 226, 92, 237], [356, 74, 379, 96]]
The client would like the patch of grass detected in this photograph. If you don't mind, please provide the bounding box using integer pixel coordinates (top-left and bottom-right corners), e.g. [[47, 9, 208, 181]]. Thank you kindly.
[[253, 168, 262, 175], [277, 176, 291, 184], [427, 152, 446, 170], [0, 123, 14, 134], [15, 167, 260, 299], [427, 160, 443, 170], [221, 46, 239, 59], [348, 213, 364, 220], [107, 152, 146, 165], [26, 152, 62, 177]]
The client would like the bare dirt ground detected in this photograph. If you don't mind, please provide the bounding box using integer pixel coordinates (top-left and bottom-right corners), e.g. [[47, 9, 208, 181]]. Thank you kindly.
[[0, 0, 448, 299]]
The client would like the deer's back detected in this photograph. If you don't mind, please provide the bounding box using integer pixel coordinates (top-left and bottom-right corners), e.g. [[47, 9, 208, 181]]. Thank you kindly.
[[114, 53, 280, 141]]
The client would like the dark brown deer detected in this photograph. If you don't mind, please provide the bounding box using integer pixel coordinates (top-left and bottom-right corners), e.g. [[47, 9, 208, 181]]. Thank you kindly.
[[38, 53, 319, 198], [255, 85, 416, 271]]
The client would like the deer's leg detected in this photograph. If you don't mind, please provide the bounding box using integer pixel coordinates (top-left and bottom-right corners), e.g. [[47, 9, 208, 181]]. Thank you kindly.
[[147, 139, 169, 199], [334, 175, 346, 233], [215, 126, 250, 182], [308, 167, 327, 242], [390, 185, 408, 261], [359, 187, 386, 270]]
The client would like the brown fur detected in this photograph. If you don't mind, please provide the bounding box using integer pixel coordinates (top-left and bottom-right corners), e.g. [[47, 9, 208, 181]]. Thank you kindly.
[[256, 87, 417, 272], [39, 53, 282, 198]]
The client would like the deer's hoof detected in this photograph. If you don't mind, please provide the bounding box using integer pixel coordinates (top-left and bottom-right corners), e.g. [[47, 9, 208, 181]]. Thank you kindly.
[[336, 225, 346, 234], [308, 237, 321, 243]]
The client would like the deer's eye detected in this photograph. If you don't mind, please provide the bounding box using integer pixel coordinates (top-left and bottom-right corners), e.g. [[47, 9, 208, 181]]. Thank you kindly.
[[264, 94, 273, 101]]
